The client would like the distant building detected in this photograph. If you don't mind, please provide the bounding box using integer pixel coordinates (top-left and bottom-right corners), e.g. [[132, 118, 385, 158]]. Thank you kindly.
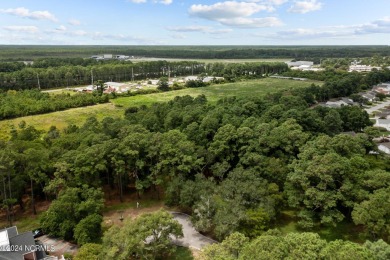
[[321, 98, 358, 108], [115, 55, 129, 60], [286, 61, 314, 67], [378, 142, 390, 154], [359, 91, 377, 102], [103, 54, 113, 59], [373, 82, 390, 95], [104, 82, 130, 93], [324, 100, 350, 108], [376, 119, 390, 131], [349, 65, 381, 72], [202, 76, 224, 83], [184, 76, 199, 82]]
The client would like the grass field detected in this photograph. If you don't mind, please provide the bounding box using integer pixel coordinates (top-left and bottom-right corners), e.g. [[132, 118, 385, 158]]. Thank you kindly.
[[0, 103, 124, 140], [0, 78, 321, 140], [112, 78, 322, 107]]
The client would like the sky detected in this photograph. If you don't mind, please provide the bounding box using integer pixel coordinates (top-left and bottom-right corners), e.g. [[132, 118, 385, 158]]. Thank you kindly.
[[0, 0, 389, 45]]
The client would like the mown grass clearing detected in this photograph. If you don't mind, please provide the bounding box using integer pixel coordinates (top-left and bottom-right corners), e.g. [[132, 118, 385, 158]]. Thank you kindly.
[[0, 103, 124, 140], [112, 78, 322, 107]]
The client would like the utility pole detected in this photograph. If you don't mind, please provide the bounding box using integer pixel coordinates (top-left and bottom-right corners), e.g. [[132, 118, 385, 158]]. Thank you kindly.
[[91, 69, 94, 86], [168, 66, 171, 81], [36, 73, 41, 90], [7, 171, 13, 226], [131, 67, 134, 82]]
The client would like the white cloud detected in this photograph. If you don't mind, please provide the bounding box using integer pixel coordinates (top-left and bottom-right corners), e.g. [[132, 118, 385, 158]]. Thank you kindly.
[[170, 33, 186, 39], [167, 25, 233, 34], [188, 1, 283, 29], [267, 28, 345, 39], [208, 28, 233, 34], [167, 26, 211, 32], [156, 0, 172, 5], [355, 17, 390, 34], [128, 0, 172, 4], [189, 1, 273, 20], [218, 17, 282, 28], [288, 0, 322, 14], [247, 0, 288, 5], [0, 7, 58, 22], [3, 25, 39, 33], [263, 16, 390, 41], [56, 25, 67, 31], [68, 19, 81, 26]]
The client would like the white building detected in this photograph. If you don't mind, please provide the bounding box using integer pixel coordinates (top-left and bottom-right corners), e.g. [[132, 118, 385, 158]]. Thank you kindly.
[[349, 65, 381, 72], [378, 142, 390, 154], [104, 82, 129, 93], [286, 61, 314, 67], [376, 119, 390, 131], [203, 76, 224, 83], [184, 76, 199, 82]]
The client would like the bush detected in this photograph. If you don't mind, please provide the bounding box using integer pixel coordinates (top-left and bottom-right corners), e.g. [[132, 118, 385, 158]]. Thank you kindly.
[[74, 214, 103, 245]]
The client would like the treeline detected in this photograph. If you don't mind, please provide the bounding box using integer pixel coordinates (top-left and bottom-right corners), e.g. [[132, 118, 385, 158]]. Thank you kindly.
[[284, 68, 390, 101], [203, 231, 390, 260], [0, 58, 100, 73], [0, 90, 108, 119], [206, 62, 288, 79], [0, 60, 288, 90], [1, 45, 390, 61], [0, 61, 205, 90]]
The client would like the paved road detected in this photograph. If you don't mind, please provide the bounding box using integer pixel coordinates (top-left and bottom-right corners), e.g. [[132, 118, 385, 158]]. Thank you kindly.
[[365, 100, 390, 114], [171, 212, 217, 250], [37, 235, 78, 257]]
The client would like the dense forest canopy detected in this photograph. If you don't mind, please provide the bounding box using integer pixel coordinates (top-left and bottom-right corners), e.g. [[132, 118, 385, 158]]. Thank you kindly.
[[1, 47, 390, 258], [2, 77, 388, 245], [0, 45, 390, 61]]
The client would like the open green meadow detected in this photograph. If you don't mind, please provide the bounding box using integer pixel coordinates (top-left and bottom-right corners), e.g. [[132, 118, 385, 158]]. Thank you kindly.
[[0, 78, 321, 140], [0, 103, 124, 140], [112, 78, 322, 107]]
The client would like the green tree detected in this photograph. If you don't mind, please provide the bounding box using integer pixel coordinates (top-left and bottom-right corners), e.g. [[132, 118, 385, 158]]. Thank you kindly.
[[202, 232, 249, 260], [74, 243, 102, 260], [364, 239, 390, 260], [40, 186, 104, 241], [74, 213, 103, 245], [352, 188, 390, 240], [157, 76, 169, 91], [320, 240, 374, 260], [101, 210, 183, 260]]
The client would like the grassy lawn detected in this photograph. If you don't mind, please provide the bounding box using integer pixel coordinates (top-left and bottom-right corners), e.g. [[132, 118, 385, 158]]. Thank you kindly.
[[168, 246, 194, 260], [0, 212, 42, 233], [0, 103, 124, 140], [102, 198, 161, 213], [112, 78, 323, 107], [277, 210, 365, 243]]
